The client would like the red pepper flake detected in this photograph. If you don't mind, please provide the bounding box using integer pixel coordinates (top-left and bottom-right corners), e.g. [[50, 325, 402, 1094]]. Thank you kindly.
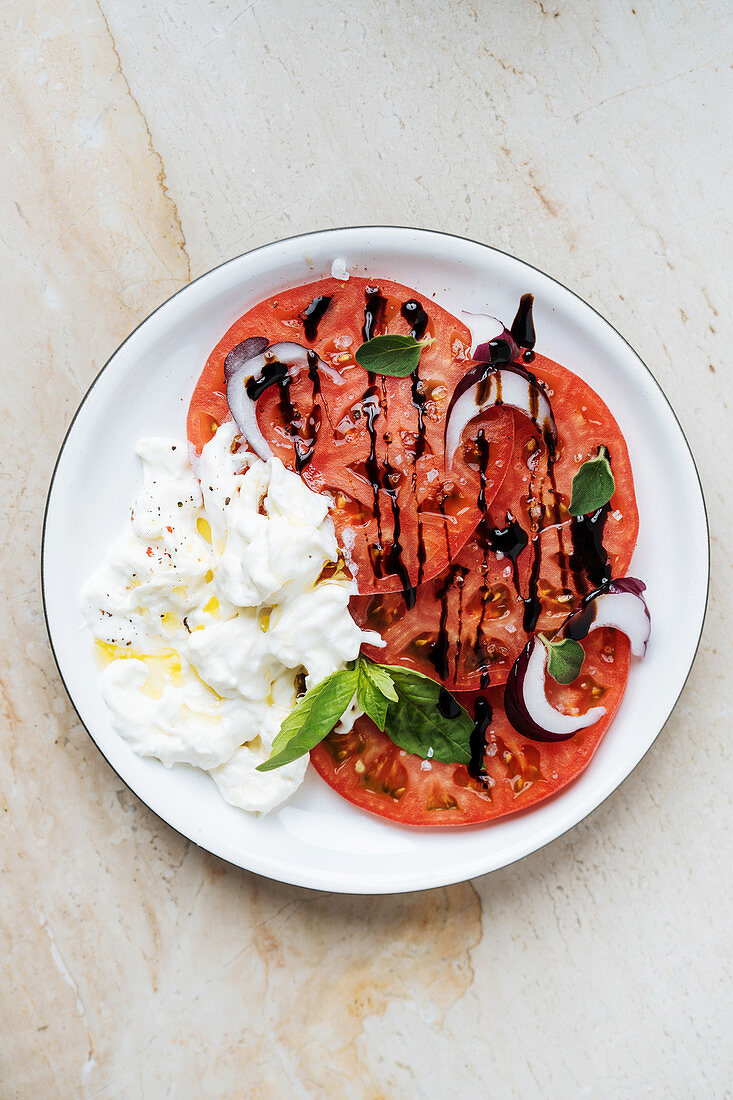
[[146, 547, 154, 557], [166, 526, 173, 533]]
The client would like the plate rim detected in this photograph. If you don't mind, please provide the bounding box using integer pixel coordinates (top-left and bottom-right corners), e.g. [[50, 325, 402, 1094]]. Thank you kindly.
[[40, 225, 711, 894]]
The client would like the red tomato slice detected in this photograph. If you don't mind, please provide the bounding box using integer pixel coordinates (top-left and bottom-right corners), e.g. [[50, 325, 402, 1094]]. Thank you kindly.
[[350, 353, 639, 690], [310, 629, 630, 827], [187, 277, 514, 596]]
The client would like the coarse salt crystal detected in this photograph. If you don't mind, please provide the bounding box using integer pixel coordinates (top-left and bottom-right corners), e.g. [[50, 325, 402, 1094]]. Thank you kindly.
[[331, 257, 349, 280]]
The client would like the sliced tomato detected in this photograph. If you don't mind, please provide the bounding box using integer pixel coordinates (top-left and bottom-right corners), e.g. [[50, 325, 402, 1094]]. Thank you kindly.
[[521, 352, 639, 624], [187, 276, 514, 596], [310, 628, 630, 826], [351, 414, 533, 689], [351, 352, 639, 689]]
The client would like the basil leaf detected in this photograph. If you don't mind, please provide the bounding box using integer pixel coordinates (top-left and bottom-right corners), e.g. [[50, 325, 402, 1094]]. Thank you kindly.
[[356, 657, 397, 731], [256, 667, 358, 771], [382, 667, 473, 764], [540, 635, 585, 685], [358, 656, 398, 702], [357, 677, 389, 731], [354, 334, 430, 377], [569, 446, 615, 516]]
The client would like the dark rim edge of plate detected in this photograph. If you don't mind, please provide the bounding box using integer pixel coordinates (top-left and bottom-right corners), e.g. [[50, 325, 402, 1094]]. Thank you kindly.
[[39, 225, 711, 895]]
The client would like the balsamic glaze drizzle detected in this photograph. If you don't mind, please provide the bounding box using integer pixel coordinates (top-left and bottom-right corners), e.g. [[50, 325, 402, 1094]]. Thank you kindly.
[[401, 300, 431, 584], [245, 360, 289, 401], [546, 454, 569, 588], [569, 504, 612, 592], [511, 293, 536, 363], [523, 534, 543, 633], [401, 299, 429, 340], [467, 696, 492, 786], [363, 287, 387, 343], [485, 512, 529, 598], [437, 687, 462, 719], [363, 386, 384, 575], [431, 565, 465, 681], [301, 295, 332, 342], [245, 352, 325, 472], [564, 587, 601, 641], [474, 530, 492, 690], [297, 348, 323, 470], [475, 429, 491, 514], [383, 456, 416, 608]]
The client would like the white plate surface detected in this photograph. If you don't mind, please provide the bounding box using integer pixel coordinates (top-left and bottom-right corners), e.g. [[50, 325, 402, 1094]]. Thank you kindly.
[[42, 227, 709, 893]]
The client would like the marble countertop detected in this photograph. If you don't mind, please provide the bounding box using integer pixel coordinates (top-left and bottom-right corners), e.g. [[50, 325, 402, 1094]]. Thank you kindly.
[[2, 1, 730, 1095]]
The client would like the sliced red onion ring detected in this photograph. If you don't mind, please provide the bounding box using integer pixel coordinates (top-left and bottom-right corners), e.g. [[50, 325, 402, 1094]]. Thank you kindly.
[[504, 576, 651, 742], [445, 359, 558, 470], [563, 577, 651, 657], [461, 311, 519, 361], [225, 340, 343, 463], [504, 636, 607, 742]]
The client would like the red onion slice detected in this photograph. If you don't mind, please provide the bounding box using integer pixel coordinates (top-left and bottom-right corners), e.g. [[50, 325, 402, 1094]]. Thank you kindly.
[[445, 359, 558, 470], [461, 311, 519, 361], [225, 340, 343, 463], [505, 577, 651, 742], [504, 636, 607, 742], [563, 577, 651, 657]]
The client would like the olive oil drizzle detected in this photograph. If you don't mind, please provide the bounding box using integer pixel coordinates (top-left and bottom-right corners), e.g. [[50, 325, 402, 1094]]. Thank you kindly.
[[301, 295, 333, 342]]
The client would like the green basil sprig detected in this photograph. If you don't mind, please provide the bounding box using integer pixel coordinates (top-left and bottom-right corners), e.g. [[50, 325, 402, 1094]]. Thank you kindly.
[[569, 445, 615, 516], [354, 334, 431, 377], [257, 656, 472, 771], [380, 666, 472, 764], [256, 668, 358, 772], [539, 635, 585, 685]]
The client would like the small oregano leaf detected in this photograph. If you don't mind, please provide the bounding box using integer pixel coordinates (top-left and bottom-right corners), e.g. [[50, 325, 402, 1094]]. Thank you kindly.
[[540, 635, 585, 685], [381, 666, 473, 764], [257, 667, 358, 771], [354, 334, 431, 377], [569, 446, 615, 516]]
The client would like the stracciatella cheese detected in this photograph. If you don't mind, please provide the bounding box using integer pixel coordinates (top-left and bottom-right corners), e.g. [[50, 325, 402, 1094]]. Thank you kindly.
[[81, 421, 378, 813]]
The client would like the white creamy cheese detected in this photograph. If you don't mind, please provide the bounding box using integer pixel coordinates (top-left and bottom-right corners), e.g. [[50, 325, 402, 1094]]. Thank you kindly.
[[81, 421, 377, 813]]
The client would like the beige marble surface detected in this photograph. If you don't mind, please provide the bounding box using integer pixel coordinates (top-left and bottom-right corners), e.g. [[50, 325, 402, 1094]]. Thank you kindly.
[[2, 1, 731, 1095]]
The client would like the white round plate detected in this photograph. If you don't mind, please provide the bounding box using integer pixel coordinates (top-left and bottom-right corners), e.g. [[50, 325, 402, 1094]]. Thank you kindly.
[[42, 227, 709, 894]]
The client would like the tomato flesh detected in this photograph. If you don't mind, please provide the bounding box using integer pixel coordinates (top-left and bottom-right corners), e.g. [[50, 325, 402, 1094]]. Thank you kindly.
[[187, 276, 514, 596], [351, 353, 639, 690], [310, 629, 630, 826]]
